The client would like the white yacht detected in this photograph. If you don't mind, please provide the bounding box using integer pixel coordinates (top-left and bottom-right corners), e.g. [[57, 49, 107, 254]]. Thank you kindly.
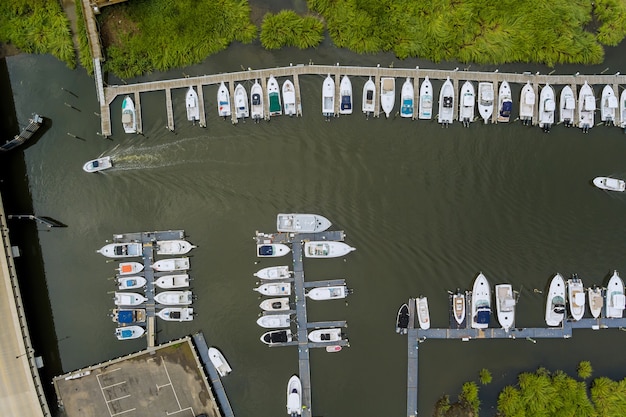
[[155, 240, 196, 255], [97, 242, 142, 258], [156, 307, 194, 322], [117, 262, 144, 275], [578, 81, 595, 133], [115, 325, 145, 340], [254, 266, 291, 280], [438, 77, 454, 126], [209, 347, 232, 377], [256, 313, 291, 328], [416, 296, 430, 330], [519, 82, 535, 125], [477, 82, 494, 123], [600, 84, 618, 126], [497, 81, 513, 123], [117, 276, 146, 290], [593, 176, 626, 192], [418, 77, 433, 119], [308, 328, 342, 343], [380, 77, 395, 118], [459, 81, 475, 127], [154, 290, 193, 305], [114, 292, 147, 306], [250, 80, 264, 122], [559, 85, 576, 127], [286, 375, 302, 417], [567, 275, 585, 321], [267, 76, 282, 117], [400, 78, 414, 118], [606, 270, 625, 318], [83, 156, 112, 173], [257, 243, 291, 257], [304, 241, 355, 258], [545, 273, 566, 326], [322, 74, 335, 119], [217, 81, 231, 118], [254, 282, 291, 296], [121, 95, 137, 134], [362, 77, 376, 117], [339, 75, 353, 115], [306, 285, 349, 300], [234, 83, 249, 119], [259, 297, 290, 311], [538, 84, 555, 132], [185, 86, 200, 122], [154, 274, 190, 289], [471, 273, 491, 329], [495, 284, 516, 332], [282, 79, 296, 116], [152, 258, 189, 272], [276, 213, 332, 233], [260, 329, 292, 345]]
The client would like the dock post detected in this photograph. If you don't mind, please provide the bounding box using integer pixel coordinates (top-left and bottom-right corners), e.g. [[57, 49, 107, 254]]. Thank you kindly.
[[413, 73, 420, 121], [452, 77, 459, 122], [197, 84, 207, 128], [532, 82, 539, 125], [293, 72, 303, 117], [614, 83, 620, 127], [374, 67, 381, 118], [134, 92, 143, 134], [570, 83, 578, 127], [492, 80, 499, 124], [228, 80, 237, 124], [261, 76, 269, 121], [334, 70, 341, 117], [165, 88, 175, 132]]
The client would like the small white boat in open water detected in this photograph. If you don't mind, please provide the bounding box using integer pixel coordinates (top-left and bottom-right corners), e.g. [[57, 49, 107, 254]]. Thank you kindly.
[[186, 87, 199, 122], [304, 241, 355, 258], [593, 177, 626, 192], [277, 213, 332, 233], [83, 156, 112, 173]]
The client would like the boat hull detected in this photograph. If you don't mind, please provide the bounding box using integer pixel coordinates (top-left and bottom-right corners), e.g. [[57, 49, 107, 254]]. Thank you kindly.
[[471, 273, 491, 329], [98, 242, 143, 258], [306, 285, 347, 300], [267, 76, 282, 116], [156, 307, 194, 321], [593, 177, 626, 192], [254, 282, 291, 296], [257, 244, 291, 257], [519, 82, 535, 124], [459, 81, 475, 126], [251, 81, 264, 121], [156, 240, 195, 255], [396, 303, 409, 334], [259, 297, 290, 311], [477, 82, 494, 123], [286, 375, 302, 415], [606, 271, 625, 318], [588, 287, 603, 319], [114, 292, 147, 306], [495, 284, 515, 331], [545, 273, 566, 326], [217, 82, 231, 117], [339, 75, 353, 115], [497, 81, 512, 123], [600, 84, 617, 125], [118, 262, 144, 275], [186, 87, 200, 121], [283, 80, 296, 116], [308, 328, 342, 343], [380, 77, 395, 118], [438, 78, 454, 125], [400, 78, 414, 118], [234, 83, 249, 119], [117, 276, 147, 290], [362, 78, 376, 114], [209, 347, 232, 377], [304, 241, 355, 258], [254, 266, 291, 280], [152, 258, 190, 272], [115, 325, 145, 340], [559, 85, 575, 127], [260, 329, 292, 345], [578, 82, 595, 132], [256, 313, 291, 328], [154, 290, 193, 305], [567, 277, 585, 321], [121, 96, 137, 134], [276, 213, 332, 233], [322, 75, 335, 116], [418, 77, 433, 119], [83, 156, 113, 173], [417, 297, 430, 330], [538, 84, 555, 130], [154, 274, 190, 289]]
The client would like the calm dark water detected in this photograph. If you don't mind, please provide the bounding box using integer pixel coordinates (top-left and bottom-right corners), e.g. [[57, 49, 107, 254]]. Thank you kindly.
[[3, 38, 626, 417]]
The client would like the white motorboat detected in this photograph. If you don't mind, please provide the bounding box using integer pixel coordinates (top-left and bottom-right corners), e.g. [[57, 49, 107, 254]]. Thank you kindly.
[[286, 375, 302, 417], [234, 83, 249, 119], [156, 307, 194, 322], [567, 275, 585, 321], [477, 82, 494, 124], [459, 81, 475, 127], [259, 297, 290, 311], [308, 328, 342, 343], [118, 262, 144, 275], [97, 242, 142, 258], [83, 156, 112, 173], [545, 273, 566, 326], [380, 77, 395, 118], [154, 290, 193, 305], [257, 243, 291, 257], [154, 274, 190, 289], [186, 86, 200, 122], [538, 84, 555, 132], [452, 290, 466, 326], [322, 74, 335, 118], [588, 286, 604, 319], [306, 285, 348, 300], [593, 176, 626, 192], [519, 82, 535, 125], [283, 79, 297, 116], [254, 266, 291, 280], [276, 213, 332, 233], [601, 84, 618, 126], [416, 296, 430, 330], [362, 77, 376, 116], [438, 77, 454, 126], [495, 284, 516, 332], [418, 76, 433, 120], [256, 313, 291, 328], [117, 276, 146, 290], [217, 81, 231, 117], [395, 303, 409, 334], [121, 95, 137, 134], [606, 270, 625, 318], [114, 292, 147, 306], [115, 325, 145, 340], [304, 241, 355, 258], [209, 347, 232, 377], [497, 81, 513, 123], [111, 308, 146, 324], [559, 85, 576, 128], [156, 240, 196, 255], [152, 257, 190, 272], [578, 81, 595, 133], [471, 273, 491, 329], [260, 329, 292, 345], [250, 80, 264, 122], [339, 75, 353, 115], [254, 282, 291, 296], [400, 78, 414, 118], [621, 89, 626, 130], [267, 76, 282, 116]]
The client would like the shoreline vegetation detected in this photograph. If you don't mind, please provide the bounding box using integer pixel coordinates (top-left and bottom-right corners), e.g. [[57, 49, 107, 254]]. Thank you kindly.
[[435, 362, 626, 417], [2, 1, 626, 77]]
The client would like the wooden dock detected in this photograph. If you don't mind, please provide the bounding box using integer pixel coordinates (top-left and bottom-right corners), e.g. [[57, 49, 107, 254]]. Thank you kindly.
[[97, 64, 626, 137]]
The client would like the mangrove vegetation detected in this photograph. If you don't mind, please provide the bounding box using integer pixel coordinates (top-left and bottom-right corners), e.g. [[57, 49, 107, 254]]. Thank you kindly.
[[260, 11, 325, 50]]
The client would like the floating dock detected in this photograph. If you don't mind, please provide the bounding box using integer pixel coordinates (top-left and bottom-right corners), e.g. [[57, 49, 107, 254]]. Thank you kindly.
[[1, 114, 43, 152]]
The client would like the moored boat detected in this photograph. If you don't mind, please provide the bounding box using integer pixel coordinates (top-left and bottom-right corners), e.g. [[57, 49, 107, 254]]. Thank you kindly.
[[286, 375, 302, 417], [116, 276, 147, 290], [380, 77, 395, 118], [538, 84, 555, 132], [267, 76, 282, 116], [452, 290, 466, 326], [400, 78, 414, 118], [254, 282, 291, 296], [417, 296, 430, 330], [256, 313, 291, 328], [459, 81, 475, 127], [217, 81, 231, 118], [519, 82, 535, 126], [209, 347, 232, 377], [111, 308, 146, 324], [606, 270, 625, 318], [362, 77, 376, 117], [118, 262, 144, 275], [156, 307, 194, 321], [156, 240, 196, 255], [283, 79, 297, 116], [234, 83, 249, 119], [495, 284, 516, 332], [601, 84, 618, 126], [395, 303, 409, 334], [438, 77, 454, 126], [154, 274, 190, 289], [115, 325, 145, 340], [186, 86, 200, 122], [588, 286, 603, 319], [545, 273, 566, 326], [250, 79, 264, 122], [254, 265, 291, 280], [322, 74, 335, 119], [559, 85, 576, 128], [339, 75, 353, 115], [567, 274, 585, 321], [260, 329, 292, 345], [276, 213, 332, 233], [418, 77, 433, 120], [121, 95, 137, 134], [154, 290, 193, 305], [114, 292, 147, 306], [593, 177, 626, 192], [304, 241, 355, 258], [152, 257, 190, 272], [471, 273, 491, 329], [259, 297, 290, 311], [306, 285, 349, 300], [257, 243, 291, 257], [621, 89, 626, 131], [97, 242, 142, 258], [477, 82, 494, 124], [497, 81, 513, 123], [578, 81, 595, 133], [83, 156, 113, 173], [308, 328, 342, 342]]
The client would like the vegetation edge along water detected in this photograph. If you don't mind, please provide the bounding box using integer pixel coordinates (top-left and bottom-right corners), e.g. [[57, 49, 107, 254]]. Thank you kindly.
[[2, 0, 626, 78]]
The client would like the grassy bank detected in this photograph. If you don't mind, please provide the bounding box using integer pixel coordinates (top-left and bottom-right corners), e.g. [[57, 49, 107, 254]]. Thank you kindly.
[[260, 10, 324, 49], [0, 0, 75, 68], [75, 0, 93, 75]]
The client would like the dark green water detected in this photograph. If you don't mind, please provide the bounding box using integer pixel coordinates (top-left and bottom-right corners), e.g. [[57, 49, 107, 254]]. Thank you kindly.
[[3, 41, 626, 417]]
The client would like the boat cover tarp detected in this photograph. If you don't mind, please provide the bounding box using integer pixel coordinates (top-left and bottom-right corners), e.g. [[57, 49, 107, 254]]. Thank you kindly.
[[476, 309, 491, 324], [269, 94, 281, 113], [341, 96, 352, 110], [252, 93, 261, 105], [259, 245, 274, 256], [117, 310, 134, 323], [500, 101, 512, 115], [443, 96, 453, 108]]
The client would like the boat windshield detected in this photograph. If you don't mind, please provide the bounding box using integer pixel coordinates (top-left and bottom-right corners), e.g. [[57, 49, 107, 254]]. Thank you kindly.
[[259, 245, 274, 256]]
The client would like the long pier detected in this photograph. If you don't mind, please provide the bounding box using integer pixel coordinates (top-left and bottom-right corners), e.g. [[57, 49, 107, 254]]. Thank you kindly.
[[97, 64, 626, 137]]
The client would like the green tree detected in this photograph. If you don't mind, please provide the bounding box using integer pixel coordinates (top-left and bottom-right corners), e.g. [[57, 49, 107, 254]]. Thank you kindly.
[[578, 361, 593, 379], [479, 368, 492, 385]]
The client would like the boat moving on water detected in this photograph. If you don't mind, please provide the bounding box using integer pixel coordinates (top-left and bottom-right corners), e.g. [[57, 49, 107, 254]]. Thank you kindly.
[[545, 273, 566, 326], [276, 213, 332, 233], [83, 156, 112, 173], [593, 177, 626, 192]]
